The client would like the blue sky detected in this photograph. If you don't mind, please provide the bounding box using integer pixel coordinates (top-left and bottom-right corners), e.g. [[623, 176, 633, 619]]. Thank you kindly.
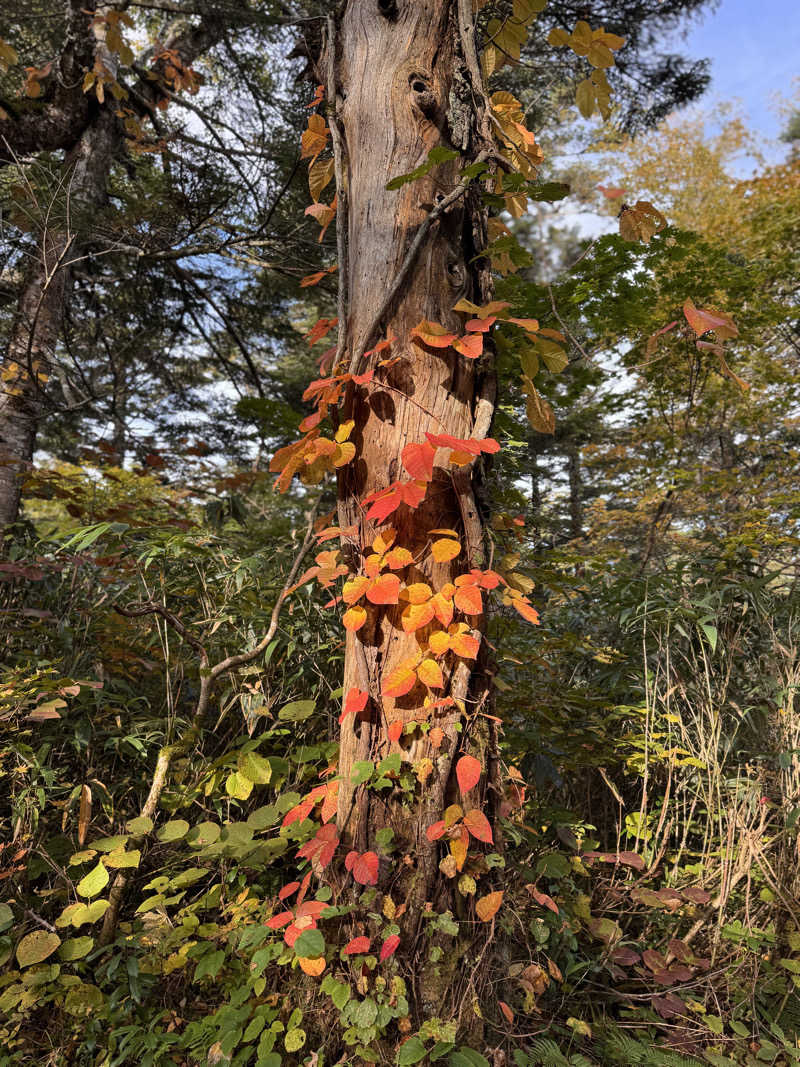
[[666, 0, 799, 145]]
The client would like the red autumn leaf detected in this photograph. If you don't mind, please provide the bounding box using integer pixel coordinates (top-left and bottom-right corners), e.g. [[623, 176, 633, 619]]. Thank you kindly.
[[380, 934, 400, 960], [278, 881, 300, 902], [296, 822, 339, 868], [456, 754, 481, 794], [282, 794, 315, 828], [305, 316, 338, 346], [426, 820, 446, 841], [388, 719, 403, 743], [425, 432, 498, 456], [266, 910, 293, 929], [528, 887, 559, 914], [346, 850, 379, 886], [343, 936, 371, 955], [340, 687, 369, 724], [463, 808, 493, 844], [402, 440, 436, 481], [363, 479, 428, 524]]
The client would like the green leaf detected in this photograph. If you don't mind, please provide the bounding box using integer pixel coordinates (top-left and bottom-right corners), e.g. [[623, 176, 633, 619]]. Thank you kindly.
[[64, 982, 104, 1016], [386, 147, 459, 190], [285, 1028, 306, 1052], [77, 861, 109, 898], [186, 821, 221, 846], [16, 930, 61, 967], [294, 929, 325, 958], [156, 819, 190, 842], [278, 699, 315, 722], [58, 936, 94, 961], [126, 815, 153, 835], [397, 1036, 428, 1064], [353, 997, 378, 1029], [105, 848, 140, 869], [0, 903, 13, 933], [91, 834, 129, 852], [450, 1051, 490, 1067], [238, 750, 272, 785]]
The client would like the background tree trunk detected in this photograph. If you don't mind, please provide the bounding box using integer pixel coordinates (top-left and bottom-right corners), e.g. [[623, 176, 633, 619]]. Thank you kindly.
[[0, 110, 118, 539], [333, 1, 496, 905]]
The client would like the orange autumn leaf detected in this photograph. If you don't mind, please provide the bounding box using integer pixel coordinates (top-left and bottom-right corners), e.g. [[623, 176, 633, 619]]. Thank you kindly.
[[342, 605, 367, 631], [417, 657, 444, 689], [512, 597, 540, 625], [465, 315, 496, 332], [401, 600, 435, 633], [453, 332, 484, 359], [431, 537, 461, 562], [298, 955, 326, 976], [300, 113, 328, 159], [476, 890, 503, 922], [463, 808, 493, 844], [450, 825, 469, 871], [382, 659, 418, 698], [366, 573, 401, 605], [387, 720, 403, 743], [683, 298, 738, 339], [454, 584, 483, 615], [499, 1000, 515, 1024], [429, 726, 444, 749], [411, 320, 458, 348], [342, 575, 370, 604], [456, 754, 481, 793], [384, 546, 414, 570]]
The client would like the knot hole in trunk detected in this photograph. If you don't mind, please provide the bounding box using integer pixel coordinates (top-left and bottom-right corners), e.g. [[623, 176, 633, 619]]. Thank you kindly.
[[409, 72, 438, 119], [377, 0, 398, 18]]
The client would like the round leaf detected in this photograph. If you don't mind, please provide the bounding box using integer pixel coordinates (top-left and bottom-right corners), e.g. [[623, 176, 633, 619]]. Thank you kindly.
[[16, 930, 61, 967]]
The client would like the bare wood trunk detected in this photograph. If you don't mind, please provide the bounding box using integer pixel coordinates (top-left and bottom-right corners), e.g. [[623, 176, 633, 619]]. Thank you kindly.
[[332, 1, 495, 902], [0, 110, 118, 539]]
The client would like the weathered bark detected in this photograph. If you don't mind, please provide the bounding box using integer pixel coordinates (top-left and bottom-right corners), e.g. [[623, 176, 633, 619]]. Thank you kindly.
[[332, 1, 496, 901]]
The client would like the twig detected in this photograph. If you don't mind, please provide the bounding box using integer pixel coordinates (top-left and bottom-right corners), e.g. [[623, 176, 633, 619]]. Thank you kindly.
[[347, 150, 491, 376], [546, 282, 591, 363]]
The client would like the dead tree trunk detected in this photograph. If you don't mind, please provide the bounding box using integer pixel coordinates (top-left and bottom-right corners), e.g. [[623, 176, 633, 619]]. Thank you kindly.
[[331, 1, 497, 904]]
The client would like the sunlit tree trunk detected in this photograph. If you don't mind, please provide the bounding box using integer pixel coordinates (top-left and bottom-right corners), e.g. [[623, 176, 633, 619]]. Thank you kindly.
[[332, 1, 497, 907]]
